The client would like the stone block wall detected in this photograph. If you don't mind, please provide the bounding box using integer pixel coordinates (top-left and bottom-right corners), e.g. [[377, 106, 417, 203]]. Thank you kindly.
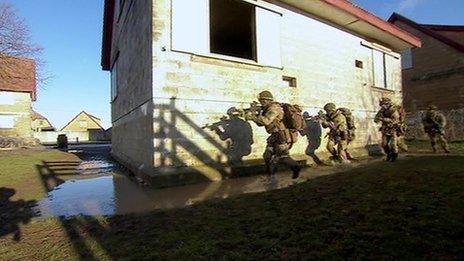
[[143, 0, 403, 184], [110, 0, 154, 174]]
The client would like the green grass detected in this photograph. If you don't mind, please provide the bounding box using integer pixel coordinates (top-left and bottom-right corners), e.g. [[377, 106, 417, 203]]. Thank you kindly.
[[406, 139, 464, 154], [0, 149, 81, 201], [1, 151, 463, 259]]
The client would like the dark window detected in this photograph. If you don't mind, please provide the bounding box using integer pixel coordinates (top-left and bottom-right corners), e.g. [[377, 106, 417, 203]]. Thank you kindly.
[[210, 0, 256, 60], [355, 60, 363, 68]]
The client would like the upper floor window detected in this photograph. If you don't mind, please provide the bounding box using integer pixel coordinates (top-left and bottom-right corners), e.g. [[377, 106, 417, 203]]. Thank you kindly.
[[79, 120, 88, 128], [210, 0, 255, 60], [372, 49, 386, 88], [111, 54, 119, 102], [172, 0, 282, 67], [0, 115, 15, 129], [401, 48, 413, 69], [0, 92, 15, 105]]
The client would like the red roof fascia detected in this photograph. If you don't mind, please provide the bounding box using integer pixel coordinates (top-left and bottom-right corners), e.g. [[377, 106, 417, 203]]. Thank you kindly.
[[0, 57, 37, 101], [388, 13, 464, 53], [101, 0, 115, 71], [321, 0, 421, 48]]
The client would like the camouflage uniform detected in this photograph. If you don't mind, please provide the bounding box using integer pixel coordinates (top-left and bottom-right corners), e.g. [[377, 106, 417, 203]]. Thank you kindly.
[[246, 91, 301, 179], [374, 98, 401, 162], [422, 105, 450, 153], [320, 103, 349, 163]]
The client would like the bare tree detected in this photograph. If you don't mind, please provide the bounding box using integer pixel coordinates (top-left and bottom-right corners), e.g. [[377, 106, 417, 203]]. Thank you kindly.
[[0, 2, 49, 87]]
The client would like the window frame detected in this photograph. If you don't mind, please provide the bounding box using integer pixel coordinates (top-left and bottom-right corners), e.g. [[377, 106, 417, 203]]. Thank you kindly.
[[372, 49, 387, 89], [170, 0, 283, 69], [361, 41, 400, 90], [209, 0, 257, 61], [401, 48, 413, 70], [79, 120, 88, 128]]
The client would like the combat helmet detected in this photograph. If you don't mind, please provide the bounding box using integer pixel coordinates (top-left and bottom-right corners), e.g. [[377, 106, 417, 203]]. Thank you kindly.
[[323, 103, 336, 112], [428, 105, 438, 111], [227, 107, 240, 116], [379, 97, 392, 106], [258, 90, 274, 101]]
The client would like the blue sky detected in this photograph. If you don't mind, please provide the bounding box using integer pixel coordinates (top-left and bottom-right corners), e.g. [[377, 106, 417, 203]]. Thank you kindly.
[[5, 0, 464, 129], [353, 0, 464, 24], [6, 0, 110, 129]]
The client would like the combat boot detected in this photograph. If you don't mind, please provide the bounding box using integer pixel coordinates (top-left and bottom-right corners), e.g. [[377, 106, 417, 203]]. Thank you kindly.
[[444, 148, 451, 154], [385, 153, 392, 162], [292, 166, 301, 179], [390, 153, 398, 162]]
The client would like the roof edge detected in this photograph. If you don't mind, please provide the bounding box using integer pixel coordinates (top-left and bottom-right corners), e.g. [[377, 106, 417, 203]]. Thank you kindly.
[[388, 12, 464, 52], [422, 24, 464, 32], [101, 0, 115, 71], [322, 0, 421, 48]]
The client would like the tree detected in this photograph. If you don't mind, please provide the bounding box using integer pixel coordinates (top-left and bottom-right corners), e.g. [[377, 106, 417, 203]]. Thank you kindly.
[[0, 2, 48, 87]]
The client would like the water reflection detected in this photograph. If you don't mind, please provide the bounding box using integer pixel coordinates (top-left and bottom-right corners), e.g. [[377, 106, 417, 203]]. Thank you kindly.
[[36, 170, 298, 217], [35, 143, 373, 217]]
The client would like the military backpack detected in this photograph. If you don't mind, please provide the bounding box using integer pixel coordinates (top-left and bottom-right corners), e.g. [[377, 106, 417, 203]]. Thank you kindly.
[[281, 103, 305, 131], [337, 107, 356, 141]]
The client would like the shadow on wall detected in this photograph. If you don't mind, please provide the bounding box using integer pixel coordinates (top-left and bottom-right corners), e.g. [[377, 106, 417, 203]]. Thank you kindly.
[[300, 112, 324, 165], [0, 187, 37, 241], [153, 97, 256, 182]]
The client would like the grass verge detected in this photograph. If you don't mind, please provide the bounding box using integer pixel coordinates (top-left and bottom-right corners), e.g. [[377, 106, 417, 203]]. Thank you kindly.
[[0, 149, 463, 259]]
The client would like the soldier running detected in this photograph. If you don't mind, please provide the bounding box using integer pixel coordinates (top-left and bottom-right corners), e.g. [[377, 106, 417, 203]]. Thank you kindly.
[[422, 105, 450, 153], [319, 103, 350, 164], [374, 97, 402, 162], [244, 91, 301, 179]]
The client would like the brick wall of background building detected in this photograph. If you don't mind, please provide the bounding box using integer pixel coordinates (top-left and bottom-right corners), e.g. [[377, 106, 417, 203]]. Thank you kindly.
[[393, 20, 464, 141]]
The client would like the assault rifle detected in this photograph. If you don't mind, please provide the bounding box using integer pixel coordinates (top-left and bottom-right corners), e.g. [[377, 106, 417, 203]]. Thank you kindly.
[[237, 101, 262, 119], [310, 110, 338, 134], [201, 116, 228, 130]]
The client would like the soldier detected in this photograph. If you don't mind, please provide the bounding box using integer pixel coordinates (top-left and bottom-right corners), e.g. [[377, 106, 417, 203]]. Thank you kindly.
[[319, 103, 350, 164], [374, 97, 402, 162], [244, 91, 301, 179], [422, 105, 450, 153]]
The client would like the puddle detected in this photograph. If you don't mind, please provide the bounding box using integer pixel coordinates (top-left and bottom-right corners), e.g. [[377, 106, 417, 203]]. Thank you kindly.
[[36, 169, 299, 217], [35, 144, 379, 217]]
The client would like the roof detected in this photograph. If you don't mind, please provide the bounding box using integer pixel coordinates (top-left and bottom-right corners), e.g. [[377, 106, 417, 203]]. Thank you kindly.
[[31, 110, 55, 129], [61, 111, 104, 131], [101, 0, 115, 71], [0, 56, 37, 101], [388, 13, 464, 53], [421, 24, 464, 32], [101, 0, 421, 70]]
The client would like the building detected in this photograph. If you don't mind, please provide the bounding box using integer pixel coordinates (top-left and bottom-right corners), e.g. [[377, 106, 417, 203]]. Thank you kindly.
[[32, 111, 109, 144], [0, 56, 36, 138], [389, 13, 464, 140], [60, 111, 106, 142], [61, 111, 104, 132], [31, 110, 55, 132], [101, 0, 421, 187]]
